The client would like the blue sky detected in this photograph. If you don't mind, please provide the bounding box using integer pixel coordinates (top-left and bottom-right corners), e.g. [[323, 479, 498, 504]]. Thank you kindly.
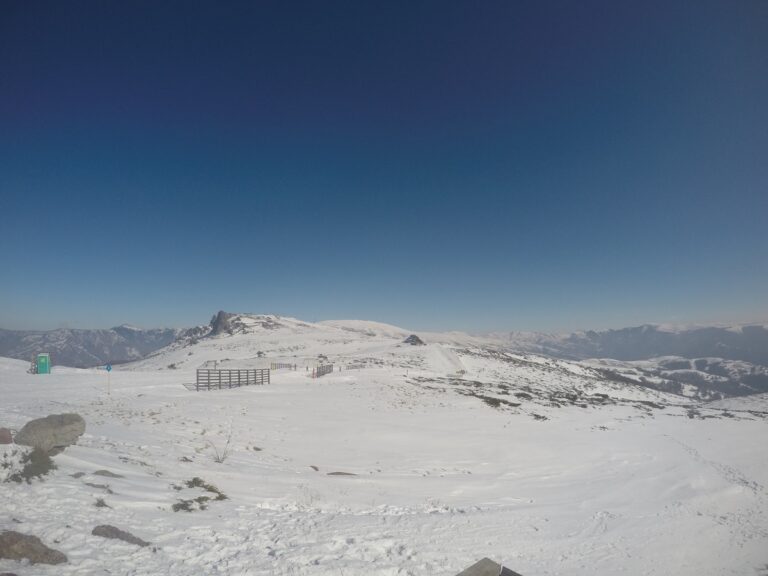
[[1, 1, 766, 332]]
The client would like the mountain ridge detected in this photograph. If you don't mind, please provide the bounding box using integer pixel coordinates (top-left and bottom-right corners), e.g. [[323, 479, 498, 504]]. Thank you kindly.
[[3, 312, 768, 400], [0, 325, 182, 368]]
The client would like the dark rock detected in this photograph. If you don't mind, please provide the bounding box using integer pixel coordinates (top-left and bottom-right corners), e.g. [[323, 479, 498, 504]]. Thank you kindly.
[[84, 482, 113, 492], [0, 428, 12, 444], [91, 525, 150, 547], [403, 334, 425, 346], [210, 311, 236, 335], [0, 531, 67, 565], [93, 470, 123, 478], [14, 414, 85, 455], [456, 558, 523, 576], [327, 471, 357, 476]]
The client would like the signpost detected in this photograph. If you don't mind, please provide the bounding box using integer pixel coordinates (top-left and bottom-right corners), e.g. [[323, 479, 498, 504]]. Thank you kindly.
[[106, 364, 112, 395]]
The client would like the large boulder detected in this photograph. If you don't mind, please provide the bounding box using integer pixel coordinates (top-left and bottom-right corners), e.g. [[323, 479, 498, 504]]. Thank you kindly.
[[0, 531, 67, 565], [14, 414, 85, 455]]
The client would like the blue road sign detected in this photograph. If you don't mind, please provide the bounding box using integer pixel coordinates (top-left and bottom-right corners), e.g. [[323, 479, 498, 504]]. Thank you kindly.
[[106, 364, 112, 372]]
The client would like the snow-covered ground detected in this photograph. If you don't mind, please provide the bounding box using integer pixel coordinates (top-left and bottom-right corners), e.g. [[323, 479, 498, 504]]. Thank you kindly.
[[2, 318, 767, 575]]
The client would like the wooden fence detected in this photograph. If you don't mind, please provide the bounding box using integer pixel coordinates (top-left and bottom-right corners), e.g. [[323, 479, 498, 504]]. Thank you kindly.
[[312, 364, 334, 378], [270, 362, 297, 370], [196, 368, 270, 391]]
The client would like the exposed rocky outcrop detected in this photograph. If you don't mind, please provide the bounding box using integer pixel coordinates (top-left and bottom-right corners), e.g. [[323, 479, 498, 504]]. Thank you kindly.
[[210, 311, 237, 336], [404, 334, 425, 346], [209, 311, 282, 336]]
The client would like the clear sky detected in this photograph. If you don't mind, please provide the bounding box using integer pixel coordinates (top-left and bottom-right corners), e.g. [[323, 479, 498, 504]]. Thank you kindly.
[[1, 1, 767, 332]]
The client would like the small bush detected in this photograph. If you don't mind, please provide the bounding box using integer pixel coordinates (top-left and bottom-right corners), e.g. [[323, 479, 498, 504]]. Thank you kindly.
[[171, 477, 227, 512], [172, 495, 213, 512], [482, 396, 501, 408], [172, 499, 194, 512], [5, 447, 56, 483], [185, 477, 227, 500], [206, 431, 232, 463]]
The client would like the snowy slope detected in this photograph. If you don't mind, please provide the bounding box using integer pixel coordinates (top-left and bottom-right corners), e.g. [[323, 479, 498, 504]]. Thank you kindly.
[[132, 313, 503, 374], [2, 317, 767, 576]]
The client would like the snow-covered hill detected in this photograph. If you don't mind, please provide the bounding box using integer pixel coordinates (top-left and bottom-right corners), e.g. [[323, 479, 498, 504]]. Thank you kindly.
[[5, 313, 767, 402], [126, 312, 768, 402], [2, 315, 767, 575], [130, 313, 494, 377]]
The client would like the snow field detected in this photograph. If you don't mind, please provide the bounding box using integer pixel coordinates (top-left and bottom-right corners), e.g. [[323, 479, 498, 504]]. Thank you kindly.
[[1, 334, 767, 575]]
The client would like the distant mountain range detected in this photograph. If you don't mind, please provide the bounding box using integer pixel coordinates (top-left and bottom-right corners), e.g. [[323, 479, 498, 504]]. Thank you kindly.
[[0, 324, 182, 368], [500, 324, 768, 399], [1, 313, 767, 399], [501, 323, 768, 365]]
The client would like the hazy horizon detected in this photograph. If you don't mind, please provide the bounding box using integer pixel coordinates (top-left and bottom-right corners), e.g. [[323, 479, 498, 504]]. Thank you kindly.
[[2, 309, 767, 335]]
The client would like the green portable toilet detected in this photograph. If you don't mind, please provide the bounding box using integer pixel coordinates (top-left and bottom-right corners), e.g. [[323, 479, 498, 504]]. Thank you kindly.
[[36, 353, 51, 375]]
